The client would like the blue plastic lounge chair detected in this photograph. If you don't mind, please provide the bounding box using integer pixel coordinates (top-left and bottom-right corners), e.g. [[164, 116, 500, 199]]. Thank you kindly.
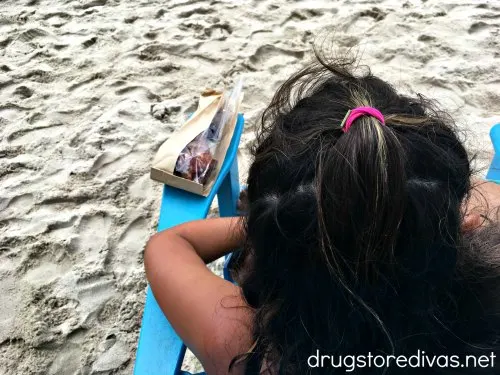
[[134, 114, 244, 375], [486, 123, 500, 183]]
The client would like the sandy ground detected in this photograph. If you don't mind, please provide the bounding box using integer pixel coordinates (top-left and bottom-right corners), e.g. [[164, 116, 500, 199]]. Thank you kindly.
[[0, 0, 499, 374]]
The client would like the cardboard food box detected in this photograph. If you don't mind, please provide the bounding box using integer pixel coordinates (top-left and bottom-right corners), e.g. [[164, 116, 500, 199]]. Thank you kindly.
[[151, 80, 243, 196]]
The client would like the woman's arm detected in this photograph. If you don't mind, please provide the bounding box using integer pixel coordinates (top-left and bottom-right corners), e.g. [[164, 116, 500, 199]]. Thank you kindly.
[[148, 216, 245, 264], [144, 217, 252, 375]]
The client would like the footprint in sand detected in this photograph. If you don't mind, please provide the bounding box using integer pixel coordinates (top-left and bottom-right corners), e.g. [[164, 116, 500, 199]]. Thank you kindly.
[[21, 69, 55, 84], [0, 146, 24, 165], [0, 74, 14, 90], [0, 193, 34, 219], [128, 173, 155, 201], [76, 0, 108, 10], [46, 342, 82, 375], [13, 85, 34, 98], [82, 36, 97, 48], [343, 7, 387, 33], [249, 44, 305, 65], [468, 21, 491, 34], [124, 15, 139, 24], [42, 11, 72, 28], [67, 71, 105, 92], [24, 260, 71, 286], [204, 22, 232, 40], [94, 151, 148, 180], [0, 275, 21, 343], [77, 277, 115, 320], [0, 103, 32, 123], [115, 85, 161, 102], [91, 337, 130, 373], [18, 28, 51, 42], [0, 217, 46, 237], [136, 43, 171, 61], [359, 7, 387, 21], [418, 34, 437, 42], [248, 44, 305, 68], [89, 145, 132, 175], [144, 31, 158, 40], [70, 213, 112, 265], [281, 8, 328, 26], [112, 217, 149, 273], [177, 6, 215, 19], [46, 215, 79, 241], [7, 123, 65, 146]]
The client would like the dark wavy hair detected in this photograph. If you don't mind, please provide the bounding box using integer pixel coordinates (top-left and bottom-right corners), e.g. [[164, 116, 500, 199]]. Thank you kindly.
[[230, 52, 500, 374]]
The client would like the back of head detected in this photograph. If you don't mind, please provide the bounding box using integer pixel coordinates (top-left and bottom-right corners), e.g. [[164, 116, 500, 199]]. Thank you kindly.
[[232, 52, 500, 374]]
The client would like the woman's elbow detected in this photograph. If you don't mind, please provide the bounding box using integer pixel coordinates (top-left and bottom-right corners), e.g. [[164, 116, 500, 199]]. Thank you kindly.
[[143, 231, 168, 279]]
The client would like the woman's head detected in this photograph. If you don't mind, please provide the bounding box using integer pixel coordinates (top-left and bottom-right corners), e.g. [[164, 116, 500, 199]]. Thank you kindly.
[[246, 54, 471, 281], [233, 52, 500, 374]]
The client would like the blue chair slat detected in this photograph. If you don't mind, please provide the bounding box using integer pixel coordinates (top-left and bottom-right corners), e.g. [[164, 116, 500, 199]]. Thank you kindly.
[[134, 287, 188, 375], [134, 115, 244, 375], [486, 124, 500, 182]]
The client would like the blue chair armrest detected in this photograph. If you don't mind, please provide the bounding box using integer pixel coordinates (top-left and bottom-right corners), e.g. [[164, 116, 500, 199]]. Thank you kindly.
[[486, 123, 500, 183], [134, 115, 244, 375]]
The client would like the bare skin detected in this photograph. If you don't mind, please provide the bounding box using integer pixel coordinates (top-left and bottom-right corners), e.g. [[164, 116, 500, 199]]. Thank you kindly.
[[144, 217, 250, 375], [144, 180, 500, 375], [465, 179, 500, 229]]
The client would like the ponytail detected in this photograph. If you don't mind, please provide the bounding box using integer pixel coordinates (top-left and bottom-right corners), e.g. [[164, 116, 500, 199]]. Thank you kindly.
[[317, 103, 406, 282]]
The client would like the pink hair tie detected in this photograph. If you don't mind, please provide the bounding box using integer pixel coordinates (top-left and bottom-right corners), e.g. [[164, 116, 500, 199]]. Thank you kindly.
[[340, 106, 385, 133]]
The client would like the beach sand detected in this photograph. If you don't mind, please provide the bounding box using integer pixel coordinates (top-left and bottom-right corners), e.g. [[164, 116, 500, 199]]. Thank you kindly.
[[0, 0, 499, 374]]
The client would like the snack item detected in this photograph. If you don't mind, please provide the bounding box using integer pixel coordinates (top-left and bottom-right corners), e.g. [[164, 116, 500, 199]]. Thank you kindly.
[[173, 133, 217, 185], [173, 79, 242, 186], [150, 78, 243, 196]]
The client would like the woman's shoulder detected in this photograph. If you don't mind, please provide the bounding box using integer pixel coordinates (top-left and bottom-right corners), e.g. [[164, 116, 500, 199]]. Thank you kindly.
[[200, 292, 254, 375]]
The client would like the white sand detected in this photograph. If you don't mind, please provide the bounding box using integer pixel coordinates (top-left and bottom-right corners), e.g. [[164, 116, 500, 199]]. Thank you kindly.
[[0, 0, 499, 374]]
